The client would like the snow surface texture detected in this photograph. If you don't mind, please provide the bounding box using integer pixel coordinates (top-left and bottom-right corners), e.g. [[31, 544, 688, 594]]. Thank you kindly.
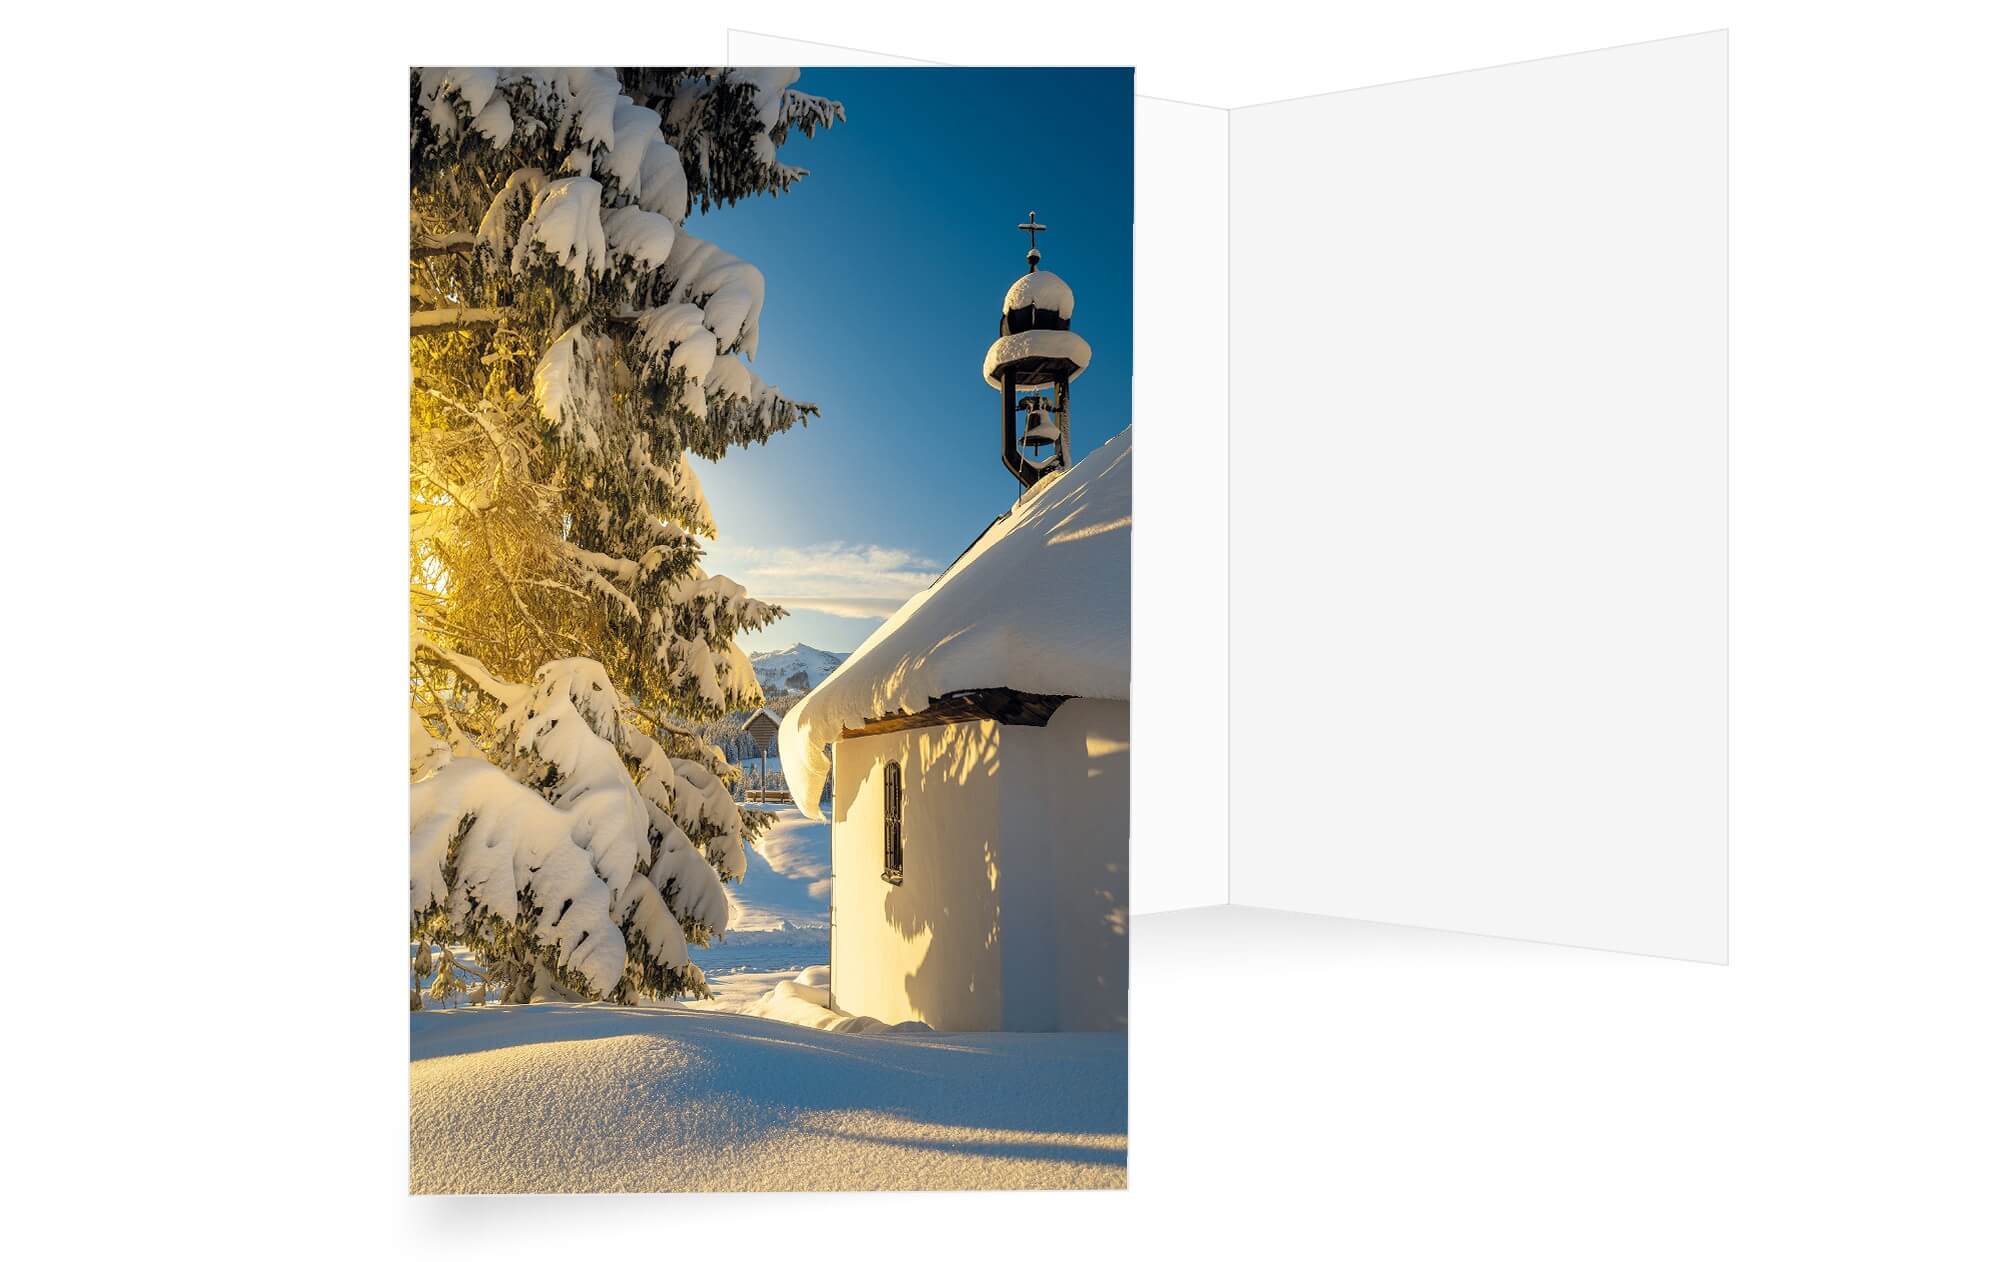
[[1003, 269, 1076, 319], [779, 428, 1133, 817], [748, 642, 849, 695], [410, 1004, 1126, 1191]]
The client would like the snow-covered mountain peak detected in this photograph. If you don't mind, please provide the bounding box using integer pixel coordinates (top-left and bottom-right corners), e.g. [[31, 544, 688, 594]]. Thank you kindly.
[[749, 643, 849, 696]]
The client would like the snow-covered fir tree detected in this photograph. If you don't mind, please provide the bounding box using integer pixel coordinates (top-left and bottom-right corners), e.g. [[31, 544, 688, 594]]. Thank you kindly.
[[408, 68, 843, 1003], [410, 67, 841, 714], [411, 649, 739, 1003]]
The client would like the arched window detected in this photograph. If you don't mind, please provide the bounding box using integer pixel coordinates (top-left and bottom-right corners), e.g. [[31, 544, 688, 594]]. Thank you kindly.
[[882, 760, 904, 885]]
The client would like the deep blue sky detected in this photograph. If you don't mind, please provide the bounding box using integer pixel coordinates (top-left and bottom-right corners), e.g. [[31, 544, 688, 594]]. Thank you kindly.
[[689, 67, 1134, 652]]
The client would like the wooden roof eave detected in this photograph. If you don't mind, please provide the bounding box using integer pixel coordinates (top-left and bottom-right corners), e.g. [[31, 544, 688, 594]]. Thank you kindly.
[[836, 687, 1073, 740]]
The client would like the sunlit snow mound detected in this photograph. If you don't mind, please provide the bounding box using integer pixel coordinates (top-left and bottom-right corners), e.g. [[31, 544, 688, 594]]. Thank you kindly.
[[696, 965, 928, 1033], [410, 1004, 1127, 1192]]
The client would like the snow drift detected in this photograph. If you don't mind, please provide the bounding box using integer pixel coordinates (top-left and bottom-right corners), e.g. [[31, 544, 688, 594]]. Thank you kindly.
[[410, 1001, 1126, 1192]]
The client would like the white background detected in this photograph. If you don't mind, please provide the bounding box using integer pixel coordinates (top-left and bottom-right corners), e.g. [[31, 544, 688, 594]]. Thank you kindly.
[[7, 2, 1994, 1259]]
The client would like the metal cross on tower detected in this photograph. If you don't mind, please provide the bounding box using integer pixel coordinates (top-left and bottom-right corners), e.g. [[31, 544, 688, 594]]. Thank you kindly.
[[1017, 211, 1047, 271]]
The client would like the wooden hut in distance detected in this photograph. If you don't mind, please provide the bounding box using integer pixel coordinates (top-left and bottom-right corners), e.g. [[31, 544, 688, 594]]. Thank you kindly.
[[740, 707, 783, 800]]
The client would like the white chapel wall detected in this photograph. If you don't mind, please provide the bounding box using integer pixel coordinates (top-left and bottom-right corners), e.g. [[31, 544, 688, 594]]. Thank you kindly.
[[829, 720, 1006, 1030], [1000, 699, 1131, 1031]]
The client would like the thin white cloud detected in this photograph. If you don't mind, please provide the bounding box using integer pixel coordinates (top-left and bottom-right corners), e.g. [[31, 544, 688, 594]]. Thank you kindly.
[[761, 594, 916, 620], [702, 540, 941, 622]]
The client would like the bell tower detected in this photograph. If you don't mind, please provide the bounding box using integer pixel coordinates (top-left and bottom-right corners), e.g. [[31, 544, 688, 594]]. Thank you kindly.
[[983, 212, 1093, 490]]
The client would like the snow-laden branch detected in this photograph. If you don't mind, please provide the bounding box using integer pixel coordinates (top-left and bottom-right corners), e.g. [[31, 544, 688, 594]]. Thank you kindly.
[[412, 233, 478, 259], [561, 542, 641, 581], [413, 637, 527, 707], [411, 306, 510, 336], [410, 657, 746, 1000], [412, 306, 664, 340]]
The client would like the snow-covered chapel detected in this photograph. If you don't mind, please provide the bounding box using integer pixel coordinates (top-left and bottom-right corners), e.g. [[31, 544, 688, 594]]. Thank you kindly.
[[779, 220, 1130, 1033]]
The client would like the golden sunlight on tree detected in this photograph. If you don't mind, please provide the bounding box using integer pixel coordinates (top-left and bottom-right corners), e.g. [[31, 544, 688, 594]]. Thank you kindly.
[[408, 67, 843, 1004]]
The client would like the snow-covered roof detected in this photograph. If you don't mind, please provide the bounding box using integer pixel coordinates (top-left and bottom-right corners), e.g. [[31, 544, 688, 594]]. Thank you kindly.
[[1002, 270, 1075, 319], [741, 706, 781, 730], [779, 427, 1132, 818]]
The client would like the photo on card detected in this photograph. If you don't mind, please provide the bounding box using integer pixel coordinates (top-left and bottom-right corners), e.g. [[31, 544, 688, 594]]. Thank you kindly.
[[408, 66, 1133, 1193]]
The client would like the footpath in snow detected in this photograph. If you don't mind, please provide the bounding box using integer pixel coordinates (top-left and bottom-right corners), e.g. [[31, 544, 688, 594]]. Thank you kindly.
[[718, 804, 831, 932], [410, 1003, 1127, 1192], [687, 803, 832, 981]]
